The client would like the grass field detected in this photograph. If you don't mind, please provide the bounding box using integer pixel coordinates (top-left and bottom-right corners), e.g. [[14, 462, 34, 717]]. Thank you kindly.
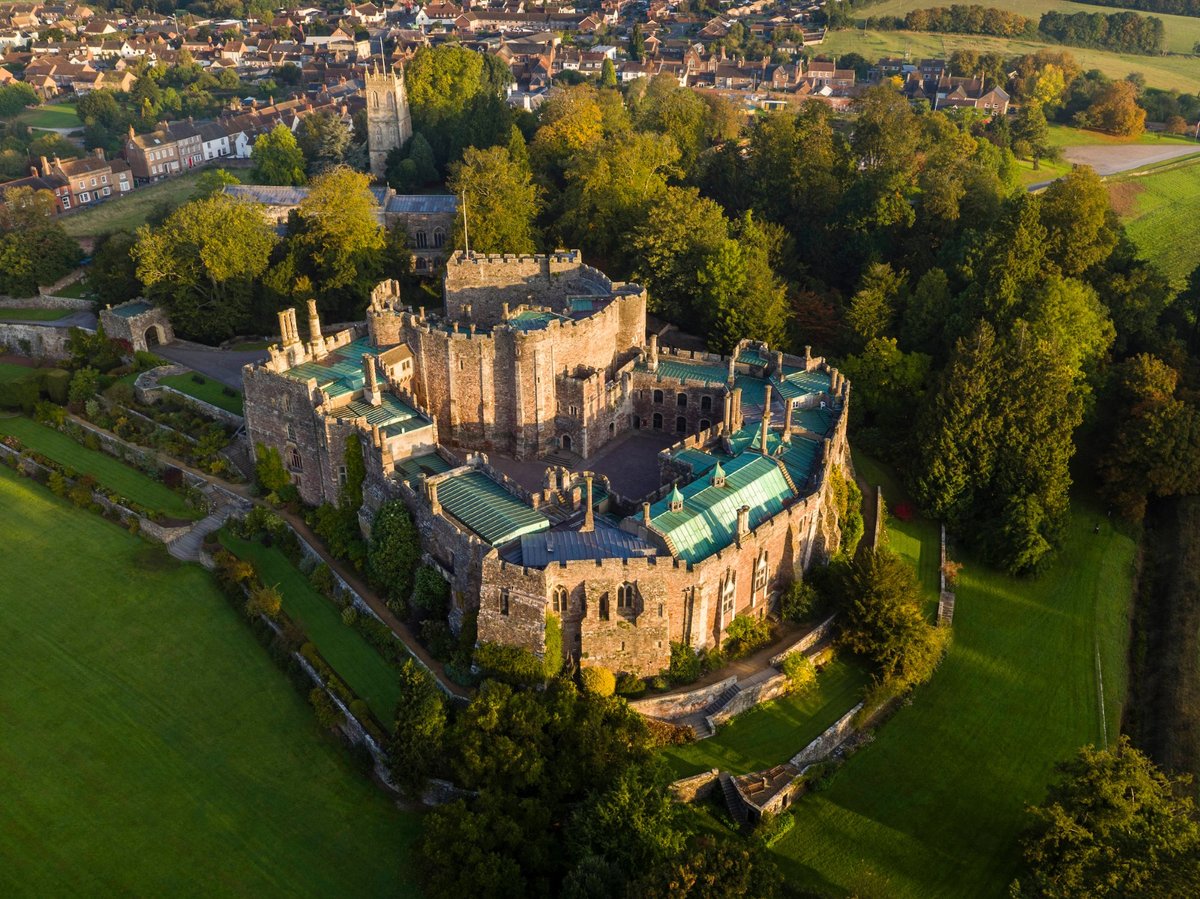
[[660, 659, 871, 779], [0, 362, 38, 382], [853, 0, 1200, 55], [771, 489, 1136, 897], [0, 466, 420, 897], [0, 415, 198, 520], [160, 373, 245, 415], [0, 307, 73, 322], [1108, 158, 1200, 287], [821, 27, 1200, 92], [60, 168, 237, 239], [219, 530, 404, 726], [16, 102, 81, 130]]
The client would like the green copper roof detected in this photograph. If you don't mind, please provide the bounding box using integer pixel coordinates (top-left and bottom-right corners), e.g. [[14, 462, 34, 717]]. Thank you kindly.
[[774, 368, 832, 401], [437, 470, 549, 546], [111, 301, 153, 318], [793, 407, 837, 436], [284, 336, 376, 398], [711, 460, 726, 483], [779, 436, 822, 488], [737, 347, 771, 367], [330, 393, 431, 437], [639, 358, 728, 386], [674, 448, 721, 476], [508, 309, 569, 332], [648, 454, 794, 563], [395, 452, 452, 485]]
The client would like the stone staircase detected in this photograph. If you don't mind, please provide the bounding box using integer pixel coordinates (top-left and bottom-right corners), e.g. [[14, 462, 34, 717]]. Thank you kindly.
[[167, 492, 248, 562], [718, 771, 748, 826], [703, 683, 741, 718], [938, 591, 956, 628]]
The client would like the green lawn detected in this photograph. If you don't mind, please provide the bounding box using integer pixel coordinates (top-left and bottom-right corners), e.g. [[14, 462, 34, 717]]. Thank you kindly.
[[0, 362, 37, 382], [1110, 158, 1200, 287], [61, 168, 237, 239], [52, 278, 92, 299], [821, 27, 1200, 92], [771, 494, 1136, 897], [160, 373, 245, 415], [0, 307, 73, 322], [0, 416, 198, 520], [219, 531, 403, 727], [660, 659, 871, 779], [0, 466, 419, 897], [16, 102, 81, 130], [853, 0, 1200, 55]]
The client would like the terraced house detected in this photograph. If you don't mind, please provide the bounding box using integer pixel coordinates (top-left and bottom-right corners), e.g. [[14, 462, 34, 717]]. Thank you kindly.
[[243, 252, 852, 676]]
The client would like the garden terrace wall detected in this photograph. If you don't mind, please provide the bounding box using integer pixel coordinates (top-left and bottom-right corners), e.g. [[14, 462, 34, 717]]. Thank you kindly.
[[0, 322, 82, 361], [790, 702, 864, 769], [0, 295, 92, 311], [631, 676, 739, 721], [706, 672, 792, 730], [670, 769, 721, 802], [769, 613, 838, 666], [135, 365, 245, 429]]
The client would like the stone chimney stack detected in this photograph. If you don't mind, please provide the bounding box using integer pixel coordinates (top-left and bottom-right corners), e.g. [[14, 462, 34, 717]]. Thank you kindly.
[[363, 353, 381, 407], [736, 505, 750, 542], [805, 345, 812, 368], [727, 352, 736, 385], [306, 298, 324, 355], [502, 302, 510, 319], [372, 423, 381, 447], [775, 350, 784, 376], [278, 308, 300, 347], [732, 387, 743, 431], [648, 333, 659, 371], [582, 473, 594, 532], [427, 479, 441, 515], [760, 384, 772, 455], [642, 502, 652, 527]]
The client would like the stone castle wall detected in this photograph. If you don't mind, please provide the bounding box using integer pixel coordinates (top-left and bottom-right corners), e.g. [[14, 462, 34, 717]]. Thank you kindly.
[[443, 252, 610, 325]]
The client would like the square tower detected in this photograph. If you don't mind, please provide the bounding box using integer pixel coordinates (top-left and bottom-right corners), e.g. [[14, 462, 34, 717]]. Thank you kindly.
[[366, 62, 413, 180]]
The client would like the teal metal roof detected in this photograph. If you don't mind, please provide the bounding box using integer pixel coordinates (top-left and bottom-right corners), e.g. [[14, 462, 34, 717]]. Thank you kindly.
[[330, 393, 430, 438], [638, 358, 728, 386], [395, 452, 451, 484], [285, 336, 376, 398], [779, 436, 822, 487], [793, 407, 837, 436], [649, 454, 794, 563], [675, 447, 720, 476], [112, 301, 153, 318], [508, 310, 568, 332], [437, 470, 549, 546], [774, 368, 832, 401], [737, 348, 771, 367], [734, 374, 769, 407]]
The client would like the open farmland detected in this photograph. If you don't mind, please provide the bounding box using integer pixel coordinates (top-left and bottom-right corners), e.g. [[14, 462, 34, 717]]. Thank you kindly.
[[1109, 158, 1200, 287], [821, 27, 1200, 92]]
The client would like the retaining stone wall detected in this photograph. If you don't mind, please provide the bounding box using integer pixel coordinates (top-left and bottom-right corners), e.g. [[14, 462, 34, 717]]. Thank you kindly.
[[670, 769, 720, 802], [631, 676, 738, 720], [0, 322, 82, 360], [769, 613, 838, 666], [707, 672, 791, 730], [0, 295, 92, 311], [791, 702, 864, 769]]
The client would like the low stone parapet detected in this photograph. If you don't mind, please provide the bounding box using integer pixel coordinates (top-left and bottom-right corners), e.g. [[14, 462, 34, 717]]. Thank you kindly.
[[769, 613, 837, 667], [791, 702, 864, 769], [630, 675, 737, 721], [707, 672, 791, 730], [670, 768, 720, 802]]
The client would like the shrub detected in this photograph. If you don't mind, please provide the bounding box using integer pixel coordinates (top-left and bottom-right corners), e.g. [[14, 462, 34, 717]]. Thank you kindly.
[[616, 672, 646, 697], [0, 372, 40, 411], [421, 619, 455, 660], [246, 583, 283, 619], [47, 470, 67, 496], [781, 580, 825, 623], [723, 613, 772, 658], [341, 604, 358, 627], [782, 653, 816, 693], [755, 810, 795, 847], [544, 613, 564, 678], [580, 665, 616, 697], [473, 641, 546, 685], [309, 688, 343, 730], [191, 373, 206, 385], [254, 443, 293, 495], [409, 564, 449, 622], [668, 641, 702, 684], [41, 368, 70, 404], [67, 366, 101, 406], [699, 645, 727, 674]]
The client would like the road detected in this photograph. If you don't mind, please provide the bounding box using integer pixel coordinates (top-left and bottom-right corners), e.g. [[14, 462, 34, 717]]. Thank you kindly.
[[1029, 142, 1200, 190], [157, 342, 267, 388]]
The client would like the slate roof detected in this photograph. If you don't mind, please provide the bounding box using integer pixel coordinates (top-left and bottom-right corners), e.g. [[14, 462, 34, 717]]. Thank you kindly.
[[385, 194, 457, 215]]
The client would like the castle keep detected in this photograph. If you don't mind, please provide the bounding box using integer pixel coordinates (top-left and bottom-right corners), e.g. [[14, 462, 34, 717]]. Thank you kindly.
[[243, 252, 852, 676]]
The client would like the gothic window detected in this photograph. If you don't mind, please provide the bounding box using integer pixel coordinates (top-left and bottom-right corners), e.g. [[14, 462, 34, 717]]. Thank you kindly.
[[721, 571, 736, 619], [372, 92, 379, 108], [287, 423, 296, 441], [676, 416, 686, 433], [701, 395, 713, 412], [677, 393, 687, 408], [599, 594, 610, 621], [415, 231, 428, 249], [552, 586, 567, 614], [652, 412, 663, 429], [617, 582, 635, 609], [753, 551, 768, 604], [288, 447, 302, 471], [700, 419, 711, 431], [499, 587, 510, 616], [658, 603, 664, 618], [432, 227, 446, 248], [653, 389, 664, 404]]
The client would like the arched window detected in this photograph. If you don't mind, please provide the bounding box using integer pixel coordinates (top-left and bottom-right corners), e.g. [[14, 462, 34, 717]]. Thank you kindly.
[[700, 419, 711, 431], [599, 594, 610, 621], [552, 586, 567, 614], [432, 227, 445, 248], [701, 395, 712, 412], [415, 231, 428, 249], [653, 389, 664, 404], [652, 412, 663, 430], [288, 447, 302, 471], [721, 571, 736, 620], [499, 588, 510, 616], [676, 393, 687, 408], [617, 582, 635, 609], [676, 416, 686, 433], [372, 92, 379, 109]]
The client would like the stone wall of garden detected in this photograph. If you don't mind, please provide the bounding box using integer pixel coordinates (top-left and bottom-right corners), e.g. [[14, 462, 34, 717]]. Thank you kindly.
[[0, 323, 82, 360]]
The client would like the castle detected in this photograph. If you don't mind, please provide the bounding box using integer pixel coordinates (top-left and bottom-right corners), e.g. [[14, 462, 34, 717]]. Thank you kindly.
[[242, 252, 852, 676], [365, 61, 413, 180]]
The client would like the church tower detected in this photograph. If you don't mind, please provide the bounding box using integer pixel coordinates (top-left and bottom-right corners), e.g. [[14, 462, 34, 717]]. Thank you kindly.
[[366, 61, 412, 180]]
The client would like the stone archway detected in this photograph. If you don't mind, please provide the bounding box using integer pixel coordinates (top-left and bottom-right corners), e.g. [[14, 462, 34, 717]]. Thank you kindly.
[[561, 434, 573, 452], [144, 324, 165, 348]]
